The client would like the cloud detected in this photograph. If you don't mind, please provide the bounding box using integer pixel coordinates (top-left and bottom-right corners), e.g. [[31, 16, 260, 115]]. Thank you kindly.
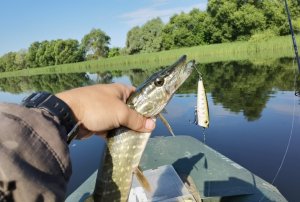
[[212, 104, 237, 118], [120, 3, 207, 27], [269, 103, 300, 117]]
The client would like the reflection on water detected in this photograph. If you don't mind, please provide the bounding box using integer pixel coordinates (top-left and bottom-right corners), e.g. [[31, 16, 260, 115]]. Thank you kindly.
[[0, 73, 90, 94], [0, 58, 299, 201]]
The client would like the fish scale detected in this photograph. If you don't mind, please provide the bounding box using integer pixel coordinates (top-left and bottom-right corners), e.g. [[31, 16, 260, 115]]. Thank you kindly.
[[89, 55, 195, 202]]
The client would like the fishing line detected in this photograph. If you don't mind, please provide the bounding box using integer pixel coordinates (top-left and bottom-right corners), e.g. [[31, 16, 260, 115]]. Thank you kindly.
[[194, 64, 202, 77], [259, 3, 300, 201], [271, 59, 297, 185], [268, 0, 300, 185], [259, 60, 299, 202]]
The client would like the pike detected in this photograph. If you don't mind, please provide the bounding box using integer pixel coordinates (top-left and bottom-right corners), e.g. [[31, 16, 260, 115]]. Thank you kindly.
[[91, 55, 195, 202]]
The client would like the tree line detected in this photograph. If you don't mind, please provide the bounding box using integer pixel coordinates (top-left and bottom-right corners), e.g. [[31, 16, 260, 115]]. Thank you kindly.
[[0, 29, 111, 72], [1, 0, 300, 72], [126, 0, 300, 54]]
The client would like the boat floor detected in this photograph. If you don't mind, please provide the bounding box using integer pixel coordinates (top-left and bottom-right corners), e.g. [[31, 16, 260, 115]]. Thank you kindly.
[[66, 135, 287, 202]]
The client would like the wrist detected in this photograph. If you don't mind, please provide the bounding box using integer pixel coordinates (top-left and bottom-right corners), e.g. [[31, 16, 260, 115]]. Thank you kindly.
[[22, 92, 80, 144], [55, 92, 89, 140], [55, 92, 80, 122]]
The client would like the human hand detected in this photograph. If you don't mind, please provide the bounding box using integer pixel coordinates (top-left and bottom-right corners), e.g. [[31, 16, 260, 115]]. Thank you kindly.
[[56, 83, 156, 139]]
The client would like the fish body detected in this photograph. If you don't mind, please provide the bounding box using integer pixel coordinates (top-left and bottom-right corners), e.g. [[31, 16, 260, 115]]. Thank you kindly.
[[197, 77, 209, 128], [92, 55, 195, 202]]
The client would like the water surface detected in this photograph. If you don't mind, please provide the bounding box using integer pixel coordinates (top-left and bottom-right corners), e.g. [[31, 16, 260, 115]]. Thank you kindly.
[[0, 58, 299, 201]]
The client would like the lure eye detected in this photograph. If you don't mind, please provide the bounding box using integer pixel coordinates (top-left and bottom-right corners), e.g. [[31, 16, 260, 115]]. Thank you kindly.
[[154, 78, 164, 87]]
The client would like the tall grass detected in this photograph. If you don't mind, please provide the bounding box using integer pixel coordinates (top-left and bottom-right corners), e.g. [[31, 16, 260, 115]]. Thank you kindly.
[[0, 35, 298, 78]]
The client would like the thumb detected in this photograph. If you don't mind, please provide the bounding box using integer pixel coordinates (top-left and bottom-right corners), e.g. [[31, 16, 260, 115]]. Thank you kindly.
[[119, 107, 156, 132]]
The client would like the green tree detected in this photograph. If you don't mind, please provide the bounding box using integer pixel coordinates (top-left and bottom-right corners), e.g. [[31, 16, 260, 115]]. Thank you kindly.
[[261, 0, 286, 35], [36, 41, 49, 66], [205, 0, 237, 43], [26, 39, 84, 68], [126, 26, 143, 54], [108, 47, 121, 58], [26, 41, 41, 68], [0, 50, 29, 72], [162, 9, 207, 50], [262, 0, 300, 35], [232, 4, 266, 40], [140, 18, 164, 53], [126, 18, 164, 54], [81, 28, 111, 59], [205, 0, 300, 43], [14, 50, 27, 69], [53, 39, 84, 64], [0, 61, 3, 72], [0, 52, 17, 72]]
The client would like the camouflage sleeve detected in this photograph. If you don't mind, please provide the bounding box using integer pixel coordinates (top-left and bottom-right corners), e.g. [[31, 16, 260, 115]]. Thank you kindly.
[[0, 103, 72, 202]]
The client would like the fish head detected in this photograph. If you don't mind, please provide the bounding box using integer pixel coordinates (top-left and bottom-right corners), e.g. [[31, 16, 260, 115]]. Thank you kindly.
[[127, 55, 195, 117]]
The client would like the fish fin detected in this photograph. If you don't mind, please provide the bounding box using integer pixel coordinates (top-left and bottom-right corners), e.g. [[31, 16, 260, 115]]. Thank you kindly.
[[158, 113, 176, 136], [134, 167, 151, 192], [161, 108, 168, 114], [179, 174, 202, 202]]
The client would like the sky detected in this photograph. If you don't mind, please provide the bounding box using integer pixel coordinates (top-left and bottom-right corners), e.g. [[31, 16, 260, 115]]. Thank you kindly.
[[0, 0, 207, 56]]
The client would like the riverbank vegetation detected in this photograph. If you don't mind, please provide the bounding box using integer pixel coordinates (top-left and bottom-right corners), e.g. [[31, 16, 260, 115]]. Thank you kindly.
[[0, 35, 298, 79], [1, 58, 299, 122], [0, 0, 299, 72]]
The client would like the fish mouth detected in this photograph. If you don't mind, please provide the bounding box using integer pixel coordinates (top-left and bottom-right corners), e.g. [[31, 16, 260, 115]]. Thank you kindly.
[[165, 55, 195, 93], [166, 55, 194, 76]]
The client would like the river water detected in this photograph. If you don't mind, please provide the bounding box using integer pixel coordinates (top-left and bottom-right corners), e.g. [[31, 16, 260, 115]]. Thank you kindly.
[[0, 58, 299, 201]]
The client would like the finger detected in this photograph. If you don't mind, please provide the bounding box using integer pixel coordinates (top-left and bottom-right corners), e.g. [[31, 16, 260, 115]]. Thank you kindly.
[[117, 84, 136, 102], [128, 85, 136, 93], [123, 85, 136, 97], [109, 84, 133, 101], [119, 107, 156, 132], [121, 86, 135, 102]]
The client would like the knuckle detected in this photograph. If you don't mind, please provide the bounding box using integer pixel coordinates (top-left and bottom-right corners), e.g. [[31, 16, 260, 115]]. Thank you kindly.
[[134, 114, 144, 131]]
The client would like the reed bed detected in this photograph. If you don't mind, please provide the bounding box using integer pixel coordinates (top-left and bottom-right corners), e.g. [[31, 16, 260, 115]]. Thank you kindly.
[[0, 35, 297, 78]]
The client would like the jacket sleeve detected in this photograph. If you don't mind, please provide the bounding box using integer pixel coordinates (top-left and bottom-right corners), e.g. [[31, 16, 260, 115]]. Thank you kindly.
[[0, 103, 72, 202]]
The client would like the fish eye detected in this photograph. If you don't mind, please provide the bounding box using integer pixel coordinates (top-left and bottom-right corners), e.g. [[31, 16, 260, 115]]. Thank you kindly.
[[154, 78, 164, 87]]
